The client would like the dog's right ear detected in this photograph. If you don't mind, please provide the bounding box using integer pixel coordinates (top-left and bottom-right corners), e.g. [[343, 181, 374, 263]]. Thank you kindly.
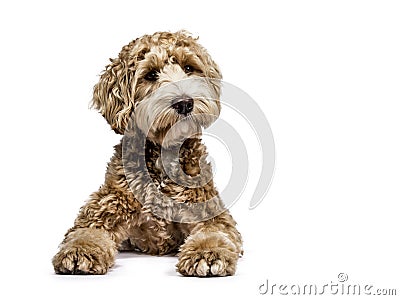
[[91, 41, 137, 134]]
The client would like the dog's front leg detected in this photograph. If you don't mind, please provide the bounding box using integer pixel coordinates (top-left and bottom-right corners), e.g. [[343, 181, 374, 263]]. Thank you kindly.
[[176, 211, 243, 277], [52, 187, 136, 274], [52, 227, 116, 275]]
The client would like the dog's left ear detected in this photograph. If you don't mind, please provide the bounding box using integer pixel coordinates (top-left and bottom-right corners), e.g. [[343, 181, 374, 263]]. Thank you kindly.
[[91, 41, 137, 134]]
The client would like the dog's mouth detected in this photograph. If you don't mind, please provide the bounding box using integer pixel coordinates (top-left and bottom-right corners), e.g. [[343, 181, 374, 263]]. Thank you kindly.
[[173, 100, 218, 129]]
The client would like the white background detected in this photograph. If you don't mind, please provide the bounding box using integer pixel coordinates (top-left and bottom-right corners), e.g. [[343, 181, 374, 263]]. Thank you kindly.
[[1, 0, 399, 299]]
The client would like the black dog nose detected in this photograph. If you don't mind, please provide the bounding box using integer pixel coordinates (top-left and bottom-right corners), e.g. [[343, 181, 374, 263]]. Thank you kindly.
[[172, 97, 194, 115]]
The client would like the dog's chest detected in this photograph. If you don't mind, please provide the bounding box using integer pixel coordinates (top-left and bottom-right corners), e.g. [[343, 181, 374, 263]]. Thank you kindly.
[[144, 140, 202, 197]]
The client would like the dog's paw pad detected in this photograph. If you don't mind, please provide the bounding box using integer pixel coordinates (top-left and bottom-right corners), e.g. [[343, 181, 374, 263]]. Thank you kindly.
[[196, 259, 209, 276], [53, 244, 114, 275], [176, 248, 238, 277], [210, 259, 226, 275]]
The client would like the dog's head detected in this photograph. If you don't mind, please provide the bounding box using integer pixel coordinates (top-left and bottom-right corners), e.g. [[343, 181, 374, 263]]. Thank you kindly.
[[92, 31, 222, 146]]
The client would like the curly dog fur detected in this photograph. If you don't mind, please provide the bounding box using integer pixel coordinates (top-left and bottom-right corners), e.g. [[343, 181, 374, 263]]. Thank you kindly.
[[52, 31, 243, 276]]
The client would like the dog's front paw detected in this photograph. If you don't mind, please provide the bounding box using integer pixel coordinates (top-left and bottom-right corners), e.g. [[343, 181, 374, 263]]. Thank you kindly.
[[52, 228, 116, 275], [176, 232, 239, 277]]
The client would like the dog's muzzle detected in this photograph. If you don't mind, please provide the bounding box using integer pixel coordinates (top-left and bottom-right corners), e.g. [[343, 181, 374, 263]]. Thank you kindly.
[[172, 97, 194, 115]]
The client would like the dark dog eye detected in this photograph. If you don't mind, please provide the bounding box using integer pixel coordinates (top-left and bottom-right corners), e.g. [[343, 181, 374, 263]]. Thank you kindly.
[[184, 65, 194, 73], [144, 70, 158, 81]]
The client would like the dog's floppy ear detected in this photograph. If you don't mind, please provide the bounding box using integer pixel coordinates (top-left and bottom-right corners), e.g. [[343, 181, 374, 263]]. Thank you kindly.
[[91, 41, 137, 134]]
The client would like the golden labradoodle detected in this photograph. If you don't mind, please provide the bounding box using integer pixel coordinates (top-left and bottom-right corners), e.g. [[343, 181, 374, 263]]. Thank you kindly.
[[52, 31, 243, 276]]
